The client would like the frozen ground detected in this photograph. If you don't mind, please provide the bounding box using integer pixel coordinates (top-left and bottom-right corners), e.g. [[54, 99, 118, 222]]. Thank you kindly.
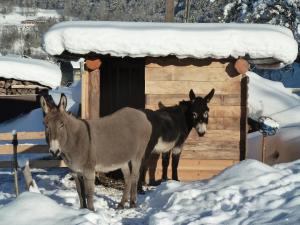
[[1, 159, 300, 224]]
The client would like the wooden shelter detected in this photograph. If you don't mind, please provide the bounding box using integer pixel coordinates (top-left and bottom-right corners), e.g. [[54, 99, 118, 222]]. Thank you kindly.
[[43, 21, 298, 181]]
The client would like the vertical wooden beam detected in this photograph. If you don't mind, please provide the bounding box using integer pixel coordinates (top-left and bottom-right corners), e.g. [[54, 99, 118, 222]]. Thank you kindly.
[[82, 58, 102, 120], [12, 130, 19, 196], [165, 0, 174, 22], [185, 0, 190, 23], [81, 71, 90, 119], [240, 75, 248, 161]]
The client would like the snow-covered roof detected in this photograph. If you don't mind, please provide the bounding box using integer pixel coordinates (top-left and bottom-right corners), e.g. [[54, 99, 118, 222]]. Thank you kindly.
[[43, 21, 298, 65], [0, 56, 62, 88]]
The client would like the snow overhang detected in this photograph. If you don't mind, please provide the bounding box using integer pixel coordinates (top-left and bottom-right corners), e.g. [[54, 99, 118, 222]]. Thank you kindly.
[[43, 21, 298, 67], [0, 56, 62, 88]]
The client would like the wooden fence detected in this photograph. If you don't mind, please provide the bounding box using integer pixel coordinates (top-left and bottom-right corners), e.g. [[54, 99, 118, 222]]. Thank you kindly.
[[0, 131, 66, 169]]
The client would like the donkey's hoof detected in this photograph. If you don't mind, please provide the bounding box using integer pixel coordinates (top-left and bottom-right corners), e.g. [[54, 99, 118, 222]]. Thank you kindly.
[[138, 188, 146, 195], [88, 207, 95, 212], [130, 201, 137, 208], [117, 203, 125, 210]]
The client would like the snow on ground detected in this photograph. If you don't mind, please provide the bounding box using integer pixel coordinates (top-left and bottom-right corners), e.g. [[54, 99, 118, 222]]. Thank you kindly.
[[2, 159, 300, 224], [43, 21, 298, 65], [0, 56, 61, 88]]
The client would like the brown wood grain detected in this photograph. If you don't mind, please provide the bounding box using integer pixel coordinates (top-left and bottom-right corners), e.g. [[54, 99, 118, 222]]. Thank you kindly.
[[0, 132, 45, 141], [0, 145, 48, 154], [145, 66, 241, 82], [145, 94, 242, 106], [145, 80, 241, 95], [186, 129, 240, 142], [145, 158, 238, 181], [0, 160, 66, 168]]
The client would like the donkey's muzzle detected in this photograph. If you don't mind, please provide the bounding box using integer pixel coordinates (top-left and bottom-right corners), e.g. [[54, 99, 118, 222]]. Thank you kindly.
[[198, 132, 205, 137], [49, 149, 60, 158]]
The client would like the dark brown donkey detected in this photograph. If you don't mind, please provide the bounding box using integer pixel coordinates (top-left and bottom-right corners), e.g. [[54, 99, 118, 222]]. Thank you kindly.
[[40, 94, 152, 210], [139, 89, 214, 191]]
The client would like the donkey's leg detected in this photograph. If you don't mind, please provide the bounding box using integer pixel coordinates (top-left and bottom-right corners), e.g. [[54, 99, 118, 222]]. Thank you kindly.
[[172, 147, 182, 181], [130, 160, 142, 208], [73, 173, 87, 209], [138, 161, 147, 194], [162, 151, 171, 181], [83, 170, 95, 211], [118, 163, 131, 209]]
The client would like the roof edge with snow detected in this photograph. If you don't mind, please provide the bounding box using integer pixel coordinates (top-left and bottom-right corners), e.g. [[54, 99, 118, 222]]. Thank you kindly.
[[43, 21, 298, 65]]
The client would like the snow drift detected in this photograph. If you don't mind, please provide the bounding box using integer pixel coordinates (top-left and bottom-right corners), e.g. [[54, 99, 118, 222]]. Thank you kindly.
[[2, 160, 300, 224], [0, 192, 110, 225], [146, 159, 300, 225]]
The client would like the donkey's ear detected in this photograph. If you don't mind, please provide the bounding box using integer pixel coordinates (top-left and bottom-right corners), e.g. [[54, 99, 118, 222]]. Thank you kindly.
[[40, 96, 51, 114], [58, 94, 67, 112], [204, 89, 215, 103], [158, 101, 166, 109], [189, 89, 196, 101]]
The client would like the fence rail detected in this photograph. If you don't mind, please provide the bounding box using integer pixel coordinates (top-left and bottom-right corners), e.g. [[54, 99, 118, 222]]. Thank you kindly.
[[0, 131, 66, 168]]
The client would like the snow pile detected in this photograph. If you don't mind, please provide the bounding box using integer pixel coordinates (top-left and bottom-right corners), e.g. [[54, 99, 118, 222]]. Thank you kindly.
[[146, 159, 300, 225], [0, 192, 111, 225], [247, 71, 300, 127], [43, 21, 298, 65], [0, 56, 61, 88], [2, 160, 300, 224]]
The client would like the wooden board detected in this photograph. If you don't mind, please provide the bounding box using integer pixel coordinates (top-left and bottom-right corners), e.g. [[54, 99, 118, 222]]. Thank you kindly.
[[0, 131, 45, 141], [145, 158, 238, 181], [146, 104, 244, 118], [0, 160, 66, 168], [0, 145, 48, 154], [145, 66, 241, 82], [146, 94, 243, 106], [145, 80, 241, 95], [186, 129, 240, 142]]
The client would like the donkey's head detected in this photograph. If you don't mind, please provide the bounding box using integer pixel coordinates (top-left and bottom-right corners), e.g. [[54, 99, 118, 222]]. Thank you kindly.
[[40, 94, 68, 157], [189, 89, 215, 137]]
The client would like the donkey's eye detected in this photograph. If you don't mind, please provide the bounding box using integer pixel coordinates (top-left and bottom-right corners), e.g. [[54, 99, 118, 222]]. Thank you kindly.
[[203, 111, 208, 118], [58, 122, 64, 129], [192, 112, 198, 119]]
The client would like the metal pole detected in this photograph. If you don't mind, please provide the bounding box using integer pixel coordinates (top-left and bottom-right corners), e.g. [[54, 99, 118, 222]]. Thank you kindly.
[[12, 130, 19, 196]]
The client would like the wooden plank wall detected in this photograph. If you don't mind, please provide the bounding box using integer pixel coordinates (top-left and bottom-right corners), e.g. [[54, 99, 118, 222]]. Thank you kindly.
[[145, 57, 246, 181]]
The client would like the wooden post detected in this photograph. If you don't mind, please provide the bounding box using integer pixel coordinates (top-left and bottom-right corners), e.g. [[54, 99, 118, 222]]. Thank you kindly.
[[185, 0, 190, 23], [262, 136, 266, 163], [82, 58, 102, 119], [12, 130, 19, 196], [165, 0, 174, 22]]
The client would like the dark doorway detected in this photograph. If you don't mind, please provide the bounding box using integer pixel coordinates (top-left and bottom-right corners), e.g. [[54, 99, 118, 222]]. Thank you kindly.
[[98, 57, 146, 182], [100, 57, 145, 117]]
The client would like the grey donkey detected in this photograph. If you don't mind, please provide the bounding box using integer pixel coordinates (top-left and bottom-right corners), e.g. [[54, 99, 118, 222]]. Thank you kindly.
[[40, 94, 152, 210]]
